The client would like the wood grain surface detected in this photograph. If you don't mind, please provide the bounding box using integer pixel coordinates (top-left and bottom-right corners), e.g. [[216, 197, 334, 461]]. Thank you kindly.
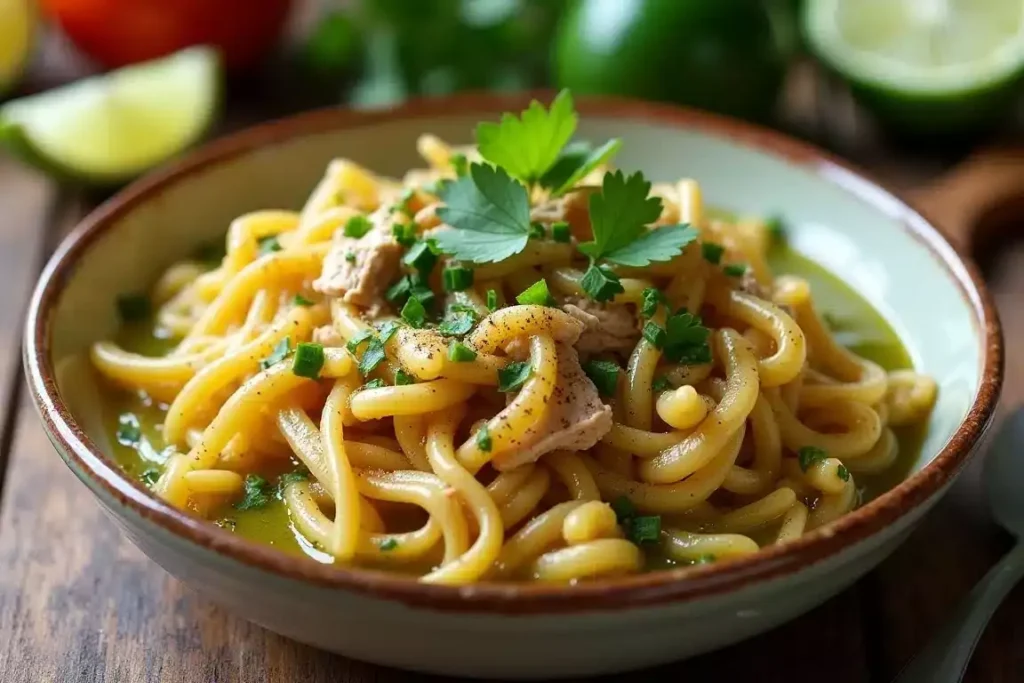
[[1, 59, 1023, 683]]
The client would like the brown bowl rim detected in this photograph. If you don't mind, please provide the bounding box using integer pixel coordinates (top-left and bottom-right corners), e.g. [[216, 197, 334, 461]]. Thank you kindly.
[[24, 92, 1003, 614]]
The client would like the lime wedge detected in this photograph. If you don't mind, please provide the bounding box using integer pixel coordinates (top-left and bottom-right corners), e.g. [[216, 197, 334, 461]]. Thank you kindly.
[[804, 0, 1024, 134], [0, 47, 220, 184], [0, 0, 33, 96]]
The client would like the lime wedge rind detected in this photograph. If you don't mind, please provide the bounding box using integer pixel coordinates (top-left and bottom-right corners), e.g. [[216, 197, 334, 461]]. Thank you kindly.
[[804, 0, 1024, 96], [0, 46, 221, 186]]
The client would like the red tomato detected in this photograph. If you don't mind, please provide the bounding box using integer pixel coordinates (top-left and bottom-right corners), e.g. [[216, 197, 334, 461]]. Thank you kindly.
[[41, 0, 294, 70]]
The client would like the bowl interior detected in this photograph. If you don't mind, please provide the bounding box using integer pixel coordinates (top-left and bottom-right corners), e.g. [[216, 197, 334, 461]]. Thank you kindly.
[[47, 107, 981, 501]]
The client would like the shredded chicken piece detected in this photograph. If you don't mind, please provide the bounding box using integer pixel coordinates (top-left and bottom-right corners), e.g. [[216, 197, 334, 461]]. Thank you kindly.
[[313, 205, 403, 308], [562, 297, 639, 355]]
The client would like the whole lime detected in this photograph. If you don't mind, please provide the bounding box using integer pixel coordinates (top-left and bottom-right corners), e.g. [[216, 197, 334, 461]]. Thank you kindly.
[[554, 0, 796, 122]]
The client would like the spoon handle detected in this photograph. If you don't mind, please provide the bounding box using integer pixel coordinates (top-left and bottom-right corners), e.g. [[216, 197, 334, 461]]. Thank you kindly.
[[893, 542, 1024, 683]]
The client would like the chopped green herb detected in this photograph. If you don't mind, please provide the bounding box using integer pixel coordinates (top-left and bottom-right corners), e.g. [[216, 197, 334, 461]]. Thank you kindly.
[[260, 338, 292, 370], [551, 221, 571, 243], [663, 312, 712, 365], [258, 235, 282, 255], [448, 341, 478, 363], [476, 424, 493, 452], [362, 378, 387, 390], [378, 538, 399, 551], [116, 412, 142, 445], [641, 287, 664, 318], [528, 221, 547, 240], [582, 359, 620, 397], [433, 163, 532, 264], [439, 310, 476, 337], [140, 467, 160, 486], [652, 375, 672, 392], [409, 285, 436, 313], [578, 171, 698, 267], [798, 446, 828, 472], [357, 337, 387, 376], [837, 464, 851, 482], [292, 342, 326, 379], [345, 329, 374, 354], [293, 293, 315, 307], [765, 215, 786, 243], [385, 275, 412, 304], [395, 369, 416, 385], [540, 138, 624, 197], [391, 222, 417, 247], [724, 263, 747, 277], [397, 188, 416, 216], [372, 322, 398, 345], [116, 294, 151, 322], [486, 289, 498, 311], [695, 554, 716, 564], [450, 152, 468, 177], [516, 279, 555, 306], [627, 515, 661, 544], [344, 250, 357, 263], [642, 321, 666, 349], [701, 242, 725, 265], [498, 360, 532, 392], [610, 495, 637, 523], [404, 240, 438, 274], [343, 215, 373, 238], [475, 89, 577, 185], [235, 474, 272, 511], [400, 295, 427, 328], [580, 262, 624, 302], [442, 266, 474, 292]]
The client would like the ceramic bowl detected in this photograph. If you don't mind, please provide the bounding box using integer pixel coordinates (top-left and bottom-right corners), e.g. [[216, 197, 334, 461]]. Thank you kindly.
[[24, 94, 1002, 679]]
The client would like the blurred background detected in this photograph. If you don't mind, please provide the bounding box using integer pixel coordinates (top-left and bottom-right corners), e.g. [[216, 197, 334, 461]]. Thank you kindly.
[[2, 0, 1023, 191]]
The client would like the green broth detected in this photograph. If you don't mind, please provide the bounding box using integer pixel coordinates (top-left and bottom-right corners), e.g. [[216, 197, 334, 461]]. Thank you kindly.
[[99, 245, 926, 569]]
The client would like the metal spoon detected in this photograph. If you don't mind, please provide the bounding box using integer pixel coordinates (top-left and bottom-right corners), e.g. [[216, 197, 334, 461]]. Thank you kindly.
[[893, 407, 1024, 683]]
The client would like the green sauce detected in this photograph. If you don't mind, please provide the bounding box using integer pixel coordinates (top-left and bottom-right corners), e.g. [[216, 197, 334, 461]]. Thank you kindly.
[[99, 245, 926, 569]]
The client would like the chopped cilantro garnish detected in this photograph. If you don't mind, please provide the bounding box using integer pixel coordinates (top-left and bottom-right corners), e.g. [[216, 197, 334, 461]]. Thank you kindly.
[[529, 222, 547, 240], [662, 312, 712, 365], [837, 464, 851, 482], [385, 275, 412, 304], [344, 251, 357, 263], [258, 235, 282, 255], [357, 337, 386, 376], [401, 295, 427, 328], [116, 294, 151, 323], [516, 279, 555, 306], [140, 467, 160, 486], [448, 341, 477, 363], [475, 89, 577, 185], [379, 538, 399, 551], [409, 284, 436, 313], [642, 321, 666, 349], [578, 171, 698, 267], [394, 369, 416, 385], [343, 215, 373, 238], [279, 467, 310, 491], [403, 240, 438, 275], [362, 379, 387, 390], [235, 474, 272, 511], [627, 515, 661, 544], [293, 293, 315, 307], [476, 424, 493, 452], [765, 215, 786, 243], [442, 266, 474, 292], [450, 152, 469, 177], [486, 289, 498, 311], [116, 412, 142, 445], [724, 263, 747, 277], [292, 342, 326, 379], [551, 221, 571, 243], [580, 262, 624, 302], [497, 360, 532, 392], [798, 446, 828, 472], [260, 338, 292, 370], [345, 329, 374, 354], [652, 375, 672, 392], [540, 138, 624, 197], [582, 359, 620, 397], [391, 222, 417, 247], [433, 163, 532, 264], [438, 310, 476, 337], [641, 288, 664, 318], [610, 496, 637, 523], [377, 320, 400, 344], [701, 242, 725, 265], [397, 188, 416, 216]]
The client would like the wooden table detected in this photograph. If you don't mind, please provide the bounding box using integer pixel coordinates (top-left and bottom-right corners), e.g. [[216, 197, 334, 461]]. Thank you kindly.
[[1, 54, 1023, 682]]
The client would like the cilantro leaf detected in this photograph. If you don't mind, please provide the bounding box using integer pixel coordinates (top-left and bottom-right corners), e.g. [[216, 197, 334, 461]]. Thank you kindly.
[[540, 138, 623, 196], [433, 163, 531, 263], [604, 224, 699, 267], [235, 474, 272, 511], [578, 171, 663, 260], [475, 89, 577, 184]]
